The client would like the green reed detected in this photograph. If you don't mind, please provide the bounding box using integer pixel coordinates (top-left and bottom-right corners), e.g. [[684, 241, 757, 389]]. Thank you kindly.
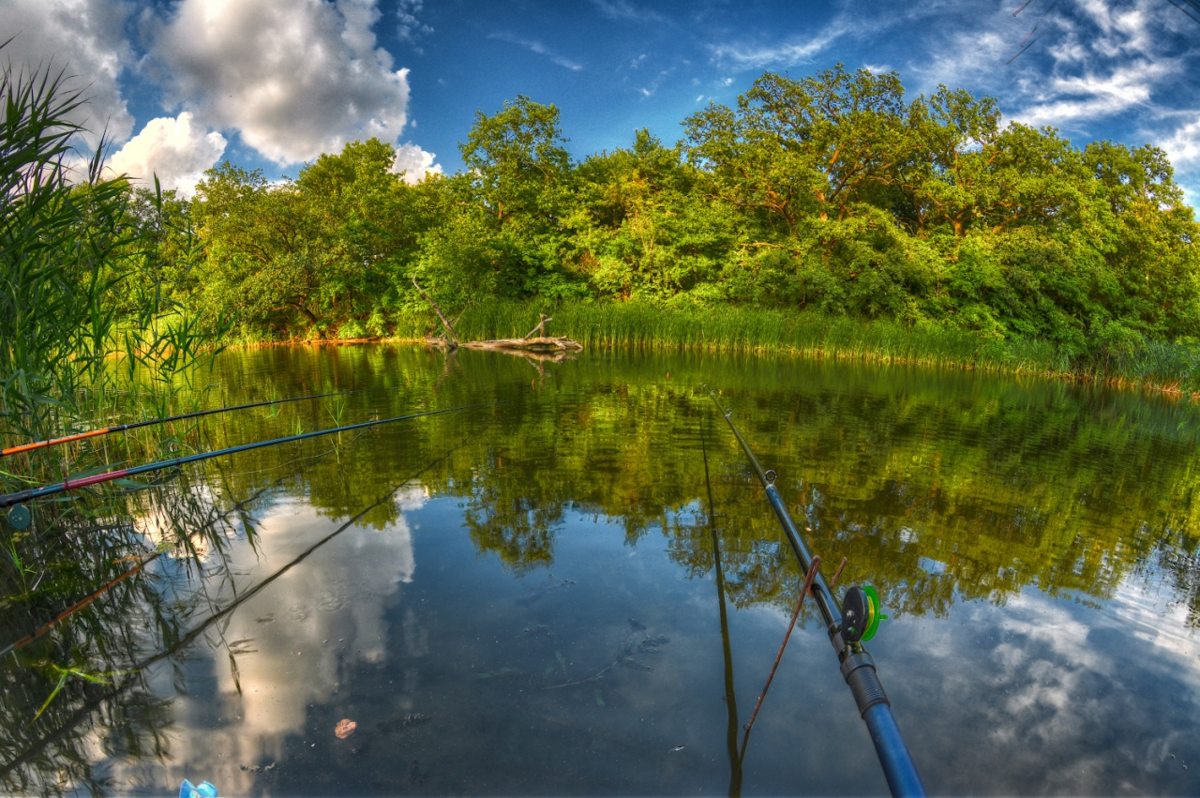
[[423, 297, 1191, 395]]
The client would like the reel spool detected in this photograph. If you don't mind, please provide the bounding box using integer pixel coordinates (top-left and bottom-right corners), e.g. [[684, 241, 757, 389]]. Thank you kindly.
[[7, 505, 30, 531], [840, 585, 887, 643]]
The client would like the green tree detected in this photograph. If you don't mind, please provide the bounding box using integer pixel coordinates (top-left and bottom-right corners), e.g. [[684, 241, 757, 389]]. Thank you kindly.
[[449, 96, 581, 298], [193, 163, 323, 336], [296, 138, 422, 337], [572, 130, 732, 302]]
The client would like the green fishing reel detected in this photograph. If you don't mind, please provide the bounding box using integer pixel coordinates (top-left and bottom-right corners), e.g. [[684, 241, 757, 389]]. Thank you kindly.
[[840, 585, 887, 643], [7, 505, 30, 530]]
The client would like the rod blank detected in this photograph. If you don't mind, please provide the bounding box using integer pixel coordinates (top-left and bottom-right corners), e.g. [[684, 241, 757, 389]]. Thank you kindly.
[[709, 391, 926, 798], [1, 388, 373, 458], [0, 403, 488, 510]]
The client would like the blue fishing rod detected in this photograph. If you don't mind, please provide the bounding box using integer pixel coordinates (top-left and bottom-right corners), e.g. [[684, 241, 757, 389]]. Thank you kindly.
[[0, 403, 491, 517], [710, 391, 926, 798]]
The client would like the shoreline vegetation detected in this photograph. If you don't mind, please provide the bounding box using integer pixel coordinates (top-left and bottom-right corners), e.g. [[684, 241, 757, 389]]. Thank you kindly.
[[211, 299, 1200, 400], [6, 56, 1200, 462], [208, 295, 1200, 398], [167, 66, 1199, 404]]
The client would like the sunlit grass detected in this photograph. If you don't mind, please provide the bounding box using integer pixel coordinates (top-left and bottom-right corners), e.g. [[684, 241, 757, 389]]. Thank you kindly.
[[204, 297, 1197, 399], [437, 298, 1197, 396]]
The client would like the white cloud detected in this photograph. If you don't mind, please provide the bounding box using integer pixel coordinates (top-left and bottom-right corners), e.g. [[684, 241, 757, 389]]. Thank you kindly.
[[116, 491, 425, 795], [0, 0, 135, 148], [396, 0, 432, 41], [707, 13, 856, 71], [1160, 117, 1200, 167], [709, 32, 839, 71], [590, 0, 667, 25], [150, 0, 411, 165], [1013, 59, 1175, 129], [391, 142, 442, 185], [489, 32, 583, 71], [106, 112, 227, 196]]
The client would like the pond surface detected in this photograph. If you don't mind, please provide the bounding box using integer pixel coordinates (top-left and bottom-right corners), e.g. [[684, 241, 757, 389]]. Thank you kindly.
[[3, 345, 1200, 796]]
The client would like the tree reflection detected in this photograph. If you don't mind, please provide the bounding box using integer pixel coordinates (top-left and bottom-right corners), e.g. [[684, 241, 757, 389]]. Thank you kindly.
[[3, 344, 1198, 793]]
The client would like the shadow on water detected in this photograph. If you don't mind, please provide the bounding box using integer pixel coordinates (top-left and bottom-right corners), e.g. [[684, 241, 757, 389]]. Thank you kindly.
[[2, 343, 1199, 794]]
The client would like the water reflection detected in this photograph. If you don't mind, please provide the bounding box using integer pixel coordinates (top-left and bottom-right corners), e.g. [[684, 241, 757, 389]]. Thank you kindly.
[[106, 488, 424, 795], [1, 344, 1198, 794]]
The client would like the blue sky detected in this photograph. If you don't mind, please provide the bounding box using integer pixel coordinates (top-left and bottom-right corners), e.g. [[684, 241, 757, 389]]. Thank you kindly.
[[4, 0, 1200, 200]]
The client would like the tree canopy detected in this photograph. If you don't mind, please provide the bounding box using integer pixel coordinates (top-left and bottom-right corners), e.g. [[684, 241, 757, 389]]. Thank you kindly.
[[153, 65, 1196, 360]]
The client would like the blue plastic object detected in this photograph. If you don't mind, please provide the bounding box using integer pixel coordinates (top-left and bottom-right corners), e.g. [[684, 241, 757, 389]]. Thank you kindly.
[[179, 780, 219, 798]]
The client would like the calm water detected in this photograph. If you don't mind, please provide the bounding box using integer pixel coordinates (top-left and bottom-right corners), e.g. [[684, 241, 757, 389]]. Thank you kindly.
[[3, 345, 1200, 796]]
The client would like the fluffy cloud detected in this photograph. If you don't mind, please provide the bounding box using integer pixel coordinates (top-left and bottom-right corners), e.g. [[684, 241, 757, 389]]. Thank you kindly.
[[396, 0, 433, 42], [0, 0, 135, 148], [149, 0, 411, 165], [1012, 59, 1177, 129], [106, 112, 227, 196], [392, 142, 443, 185], [1160, 117, 1200, 167]]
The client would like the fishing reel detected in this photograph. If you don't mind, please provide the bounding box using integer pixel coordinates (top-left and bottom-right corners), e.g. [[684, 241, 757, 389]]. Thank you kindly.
[[7, 505, 30, 531], [839, 585, 887, 643]]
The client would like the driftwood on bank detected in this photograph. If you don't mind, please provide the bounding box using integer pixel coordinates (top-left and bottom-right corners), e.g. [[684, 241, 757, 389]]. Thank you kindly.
[[413, 284, 583, 354], [461, 336, 581, 353]]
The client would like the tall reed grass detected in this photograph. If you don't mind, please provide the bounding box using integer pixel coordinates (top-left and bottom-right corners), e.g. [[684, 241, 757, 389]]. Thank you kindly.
[[432, 298, 1197, 396]]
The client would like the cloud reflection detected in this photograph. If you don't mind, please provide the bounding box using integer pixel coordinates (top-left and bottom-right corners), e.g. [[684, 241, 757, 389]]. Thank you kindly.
[[112, 488, 426, 793]]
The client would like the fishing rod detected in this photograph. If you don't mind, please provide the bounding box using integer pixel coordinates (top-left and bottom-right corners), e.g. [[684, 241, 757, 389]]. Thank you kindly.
[[709, 391, 926, 798], [0, 441, 345, 660], [1, 444, 459, 776], [0, 402, 490, 515], [1, 387, 386, 459]]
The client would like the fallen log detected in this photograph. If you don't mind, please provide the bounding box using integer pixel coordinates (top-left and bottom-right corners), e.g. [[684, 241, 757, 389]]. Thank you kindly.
[[422, 310, 582, 354], [460, 336, 582, 353]]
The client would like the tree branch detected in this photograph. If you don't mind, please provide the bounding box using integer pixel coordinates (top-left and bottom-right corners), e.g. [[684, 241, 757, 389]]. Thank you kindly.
[[411, 277, 458, 348]]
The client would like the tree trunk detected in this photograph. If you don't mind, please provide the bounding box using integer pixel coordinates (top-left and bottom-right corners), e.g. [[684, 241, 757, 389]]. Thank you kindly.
[[412, 277, 458, 349]]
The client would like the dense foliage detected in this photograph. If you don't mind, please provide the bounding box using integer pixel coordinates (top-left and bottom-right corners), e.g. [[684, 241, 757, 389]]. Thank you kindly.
[[157, 67, 1200, 363]]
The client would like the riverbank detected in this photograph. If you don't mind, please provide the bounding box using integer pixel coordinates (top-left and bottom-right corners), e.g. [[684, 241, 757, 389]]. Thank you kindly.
[[219, 299, 1200, 400]]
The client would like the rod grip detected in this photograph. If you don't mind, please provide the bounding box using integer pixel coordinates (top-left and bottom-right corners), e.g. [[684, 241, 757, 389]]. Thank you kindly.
[[841, 651, 890, 716]]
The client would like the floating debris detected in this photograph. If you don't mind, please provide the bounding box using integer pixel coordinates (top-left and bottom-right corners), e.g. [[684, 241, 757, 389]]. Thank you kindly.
[[638, 635, 669, 653], [403, 713, 432, 727], [334, 719, 357, 739], [670, 745, 685, 752], [477, 667, 524, 680], [238, 763, 275, 774]]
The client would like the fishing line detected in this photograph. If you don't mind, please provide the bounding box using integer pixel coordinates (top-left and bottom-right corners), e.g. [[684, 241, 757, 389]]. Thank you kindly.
[[0, 442, 350, 660], [708, 389, 923, 798], [0, 402, 492, 512], [1, 385, 404, 459], [700, 412, 745, 793], [0, 441, 466, 778]]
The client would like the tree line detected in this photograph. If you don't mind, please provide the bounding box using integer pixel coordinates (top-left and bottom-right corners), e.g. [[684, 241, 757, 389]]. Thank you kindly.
[[149, 64, 1198, 359]]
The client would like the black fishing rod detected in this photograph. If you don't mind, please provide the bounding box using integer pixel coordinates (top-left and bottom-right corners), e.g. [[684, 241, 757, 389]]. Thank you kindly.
[[1, 387, 385, 459], [0, 403, 489, 513], [709, 391, 926, 798]]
